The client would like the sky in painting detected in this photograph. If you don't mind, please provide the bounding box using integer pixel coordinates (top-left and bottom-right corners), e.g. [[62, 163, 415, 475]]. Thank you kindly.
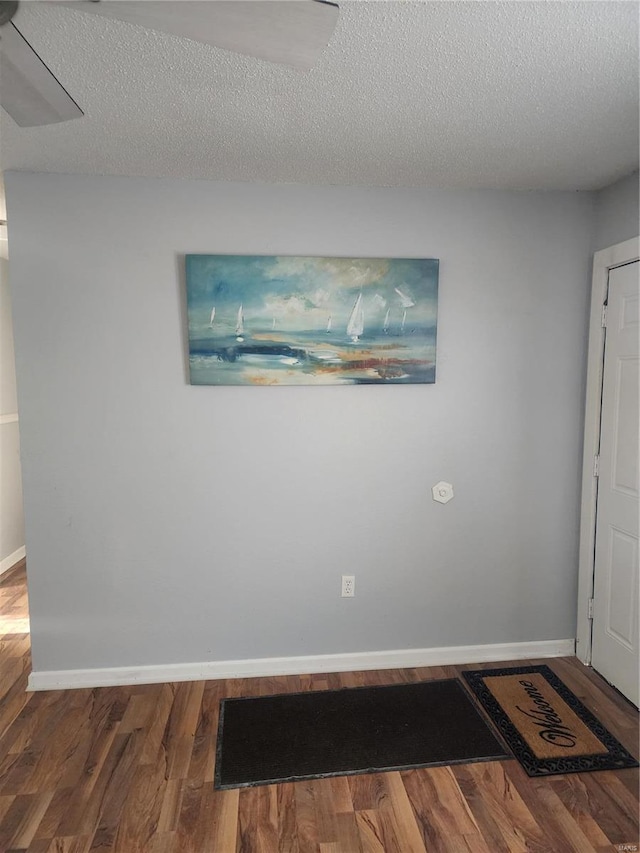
[[186, 255, 438, 335]]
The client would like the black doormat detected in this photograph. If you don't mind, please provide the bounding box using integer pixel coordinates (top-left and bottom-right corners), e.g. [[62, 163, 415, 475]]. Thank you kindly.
[[462, 664, 639, 777], [214, 678, 509, 789]]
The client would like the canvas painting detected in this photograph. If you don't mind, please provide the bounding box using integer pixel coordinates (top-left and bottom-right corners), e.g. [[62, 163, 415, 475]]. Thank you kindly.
[[186, 255, 439, 386]]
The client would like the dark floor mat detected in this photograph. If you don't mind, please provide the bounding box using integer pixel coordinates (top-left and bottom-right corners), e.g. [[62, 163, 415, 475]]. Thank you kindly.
[[215, 677, 509, 789]]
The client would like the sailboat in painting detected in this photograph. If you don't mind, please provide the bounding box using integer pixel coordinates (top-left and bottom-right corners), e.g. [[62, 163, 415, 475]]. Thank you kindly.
[[326, 315, 332, 334], [383, 309, 390, 333], [236, 305, 245, 341], [347, 294, 364, 343], [396, 286, 414, 334], [209, 306, 216, 328], [395, 287, 415, 308]]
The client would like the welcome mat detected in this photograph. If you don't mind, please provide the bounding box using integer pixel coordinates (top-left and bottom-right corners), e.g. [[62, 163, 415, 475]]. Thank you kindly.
[[462, 664, 639, 777], [215, 678, 509, 789]]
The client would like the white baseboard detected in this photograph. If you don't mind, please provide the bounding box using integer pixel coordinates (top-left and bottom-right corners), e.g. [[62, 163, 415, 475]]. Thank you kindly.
[[0, 546, 26, 578], [27, 638, 575, 692]]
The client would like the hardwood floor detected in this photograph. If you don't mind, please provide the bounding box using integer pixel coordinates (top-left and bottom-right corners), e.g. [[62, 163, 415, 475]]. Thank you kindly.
[[0, 561, 638, 852]]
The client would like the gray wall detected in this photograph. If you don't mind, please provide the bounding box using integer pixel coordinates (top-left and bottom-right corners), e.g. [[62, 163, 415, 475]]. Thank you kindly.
[[593, 171, 639, 252], [6, 172, 594, 673], [0, 256, 25, 573]]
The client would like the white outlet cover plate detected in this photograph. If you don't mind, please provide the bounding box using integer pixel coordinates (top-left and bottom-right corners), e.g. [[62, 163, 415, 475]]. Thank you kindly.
[[432, 481, 454, 504], [341, 575, 355, 597]]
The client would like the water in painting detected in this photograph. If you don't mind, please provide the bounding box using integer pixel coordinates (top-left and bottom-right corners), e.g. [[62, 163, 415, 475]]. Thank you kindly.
[[186, 255, 439, 386]]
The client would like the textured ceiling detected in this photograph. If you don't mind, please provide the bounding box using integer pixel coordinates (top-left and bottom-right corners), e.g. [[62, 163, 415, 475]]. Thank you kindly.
[[0, 0, 638, 191]]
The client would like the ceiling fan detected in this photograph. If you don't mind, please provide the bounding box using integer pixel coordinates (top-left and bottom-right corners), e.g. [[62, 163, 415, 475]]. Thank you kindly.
[[0, 0, 339, 127]]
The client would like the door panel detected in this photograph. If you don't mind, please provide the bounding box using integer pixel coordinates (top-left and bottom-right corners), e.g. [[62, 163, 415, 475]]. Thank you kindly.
[[613, 357, 639, 495], [606, 527, 636, 648], [591, 260, 639, 705]]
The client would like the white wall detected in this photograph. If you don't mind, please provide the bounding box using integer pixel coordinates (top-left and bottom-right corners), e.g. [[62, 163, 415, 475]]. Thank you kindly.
[[593, 171, 639, 252], [6, 172, 594, 676], [0, 256, 26, 575]]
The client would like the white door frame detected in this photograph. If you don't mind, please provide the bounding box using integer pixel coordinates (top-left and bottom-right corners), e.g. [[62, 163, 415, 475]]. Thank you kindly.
[[576, 236, 639, 665]]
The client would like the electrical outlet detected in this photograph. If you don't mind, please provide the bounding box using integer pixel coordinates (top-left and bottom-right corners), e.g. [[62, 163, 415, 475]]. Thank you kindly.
[[341, 575, 355, 597]]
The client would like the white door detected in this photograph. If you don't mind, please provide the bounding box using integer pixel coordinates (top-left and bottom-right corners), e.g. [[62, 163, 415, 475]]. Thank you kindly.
[[591, 260, 639, 705]]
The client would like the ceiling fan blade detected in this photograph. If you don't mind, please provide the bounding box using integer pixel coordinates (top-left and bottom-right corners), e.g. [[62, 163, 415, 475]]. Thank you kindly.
[[64, 0, 339, 70], [0, 20, 83, 126]]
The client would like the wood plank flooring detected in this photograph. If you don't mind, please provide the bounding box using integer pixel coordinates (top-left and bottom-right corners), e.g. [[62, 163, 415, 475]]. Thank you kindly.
[[0, 561, 638, 852]]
